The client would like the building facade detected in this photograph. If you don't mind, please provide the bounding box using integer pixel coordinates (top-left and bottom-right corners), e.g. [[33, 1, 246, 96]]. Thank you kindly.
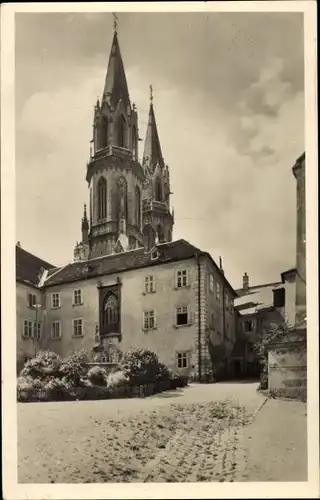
[[38, 240, 237, 380], [16, 244, 55, 373]]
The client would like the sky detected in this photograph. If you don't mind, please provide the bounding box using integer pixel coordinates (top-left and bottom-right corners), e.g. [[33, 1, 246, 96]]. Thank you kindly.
[[15, 11, 305, 289]]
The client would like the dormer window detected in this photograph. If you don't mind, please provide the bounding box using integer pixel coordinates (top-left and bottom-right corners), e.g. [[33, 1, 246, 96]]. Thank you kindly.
[[151, 247, 159, 260]]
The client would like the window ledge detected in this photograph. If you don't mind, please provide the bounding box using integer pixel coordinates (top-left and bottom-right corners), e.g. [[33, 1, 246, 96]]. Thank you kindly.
[[142, 290, 156, 295], [72, 303, 83, 307], [72, 334, 84, 338], [51, 337, 62, 340], [51, 306, 61, 310], [175, 285, 190, 290], [142, 327, 157, 332], [174, 323, 193, 329]]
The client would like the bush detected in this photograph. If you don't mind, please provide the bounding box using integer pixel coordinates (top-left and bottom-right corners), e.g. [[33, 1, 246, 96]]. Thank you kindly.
[[87, 366, 107, 386], [20, 351, 62, 379], [60, 349, 89, 386], [106, 370, 128, 390], [17, 375, 45, 391], [44, 377, 73, 400], [119, 347, 167, 386]]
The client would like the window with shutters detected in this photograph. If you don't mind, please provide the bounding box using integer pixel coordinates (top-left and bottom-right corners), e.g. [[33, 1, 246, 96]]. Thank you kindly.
[[33, 322, 41, 339], [143, 310, 155, 330]]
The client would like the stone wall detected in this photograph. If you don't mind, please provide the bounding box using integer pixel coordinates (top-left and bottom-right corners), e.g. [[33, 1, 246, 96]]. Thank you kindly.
[[268, 338, 307, 399]]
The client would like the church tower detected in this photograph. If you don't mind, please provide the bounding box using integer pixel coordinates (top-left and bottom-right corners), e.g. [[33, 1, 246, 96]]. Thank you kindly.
[[83, 18, 145, 259], [141, 87, 174, 249]]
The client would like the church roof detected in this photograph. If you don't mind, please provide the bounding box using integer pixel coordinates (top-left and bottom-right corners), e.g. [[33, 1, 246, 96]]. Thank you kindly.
[[43, 238, 237, 295], [102, 32, 130, 109], [142, 103, 164, 173], [16, 245, 56, 288]]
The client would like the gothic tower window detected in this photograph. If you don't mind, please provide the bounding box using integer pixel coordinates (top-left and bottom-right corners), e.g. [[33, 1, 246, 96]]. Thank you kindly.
[[103, 293, 119, 333], [97, 177, 107, 220], [135, 186, 141, 229], [101, 117, 108, 148], [155, 177, 162, 202], [117, 115, 126, 148]]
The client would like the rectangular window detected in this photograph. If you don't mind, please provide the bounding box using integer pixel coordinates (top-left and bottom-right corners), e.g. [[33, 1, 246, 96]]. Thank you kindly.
[[33, 322, 41, 339], [225, 293, 229, 310], [176, 269, 188, 288], [23, 320, 33, 338], [216, 283, 220, 300], [273, 288, 286, 308], [73, 289, 83, 305], [143, 310, 155, 330], [51, 292, 60, 309], [244, 320, 253, 333], [176, 305, 189, 326], [28, 293, 36, 308], [176, 352, 189, 369], [52, 321, 61, 339], [209, 274, 214, 293], [145, 276, 156, 294], [73, 319, 83, 337]]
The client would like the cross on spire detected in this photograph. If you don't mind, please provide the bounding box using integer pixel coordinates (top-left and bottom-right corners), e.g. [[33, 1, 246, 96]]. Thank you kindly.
[[113, 13, 118, 34], [149, 84, 153, 104]]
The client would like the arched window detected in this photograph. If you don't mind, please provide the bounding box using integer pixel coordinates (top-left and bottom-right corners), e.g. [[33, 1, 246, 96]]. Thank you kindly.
[[157, 225, 164, 244], [135, 186, 141, 229], [97, 177, 107, 220], [101, 117, 108, 148], [103, 293, 119, 333], [132, 126, 137, 159], [117, 115, 126, 148], [155, 177, 162, 202]]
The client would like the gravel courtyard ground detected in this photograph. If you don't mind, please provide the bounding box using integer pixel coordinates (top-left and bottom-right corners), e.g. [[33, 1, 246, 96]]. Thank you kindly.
[[18, 382, 307, 483]]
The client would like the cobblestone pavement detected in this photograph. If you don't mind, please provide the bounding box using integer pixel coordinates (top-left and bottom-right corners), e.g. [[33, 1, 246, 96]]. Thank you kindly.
[[135, 404, 251, 482], [18, 382, 268, 483]]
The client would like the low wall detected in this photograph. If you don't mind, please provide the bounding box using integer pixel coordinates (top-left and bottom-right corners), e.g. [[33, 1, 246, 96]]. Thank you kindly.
[[267, 336, 307, 400]]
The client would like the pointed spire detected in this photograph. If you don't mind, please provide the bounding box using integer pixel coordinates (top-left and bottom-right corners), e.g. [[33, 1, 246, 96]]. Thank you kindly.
[[102, 16, 130, 109], [82, 204, 89, 231], [143, 87, 164, 173]]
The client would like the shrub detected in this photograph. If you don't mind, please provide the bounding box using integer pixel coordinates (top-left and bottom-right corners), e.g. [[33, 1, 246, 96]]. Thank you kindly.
[[60, 349, 89, 386], [17, 375, 45, 391], [119, 347, 166, 386], [156, 362, 171, 382], [20, 351, 62, 379], [44, 377, 73, 400], [87, 366, 107, 386], [106, 370, 128, 389]]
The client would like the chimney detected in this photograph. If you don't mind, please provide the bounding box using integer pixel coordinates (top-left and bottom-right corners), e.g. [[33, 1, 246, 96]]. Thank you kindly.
[[16, 241, 21, 248], [243, 272, 249, 290], [219, 256, 224, 274]]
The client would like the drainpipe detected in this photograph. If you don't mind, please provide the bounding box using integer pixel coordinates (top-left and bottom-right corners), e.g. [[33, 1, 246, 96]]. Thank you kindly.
[[196, 252, 202, 382]]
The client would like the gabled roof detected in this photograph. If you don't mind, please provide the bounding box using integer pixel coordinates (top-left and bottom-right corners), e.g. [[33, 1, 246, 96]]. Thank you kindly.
[[43, 238, 237, 296], [102, 32, 130, 109], [142, 103, 164, 173], [16, 245, 56, 288]]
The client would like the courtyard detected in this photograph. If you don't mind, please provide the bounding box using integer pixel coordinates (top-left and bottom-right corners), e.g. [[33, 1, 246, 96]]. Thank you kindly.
[[18, 382, 307, 483]]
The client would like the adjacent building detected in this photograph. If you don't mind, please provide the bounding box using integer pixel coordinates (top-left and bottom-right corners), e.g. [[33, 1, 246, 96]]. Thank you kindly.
[[16, 243, 55, 373]]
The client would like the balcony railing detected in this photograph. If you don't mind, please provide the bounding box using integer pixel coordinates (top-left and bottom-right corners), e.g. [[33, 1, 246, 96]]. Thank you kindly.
[[142, 198, 169, 213]]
